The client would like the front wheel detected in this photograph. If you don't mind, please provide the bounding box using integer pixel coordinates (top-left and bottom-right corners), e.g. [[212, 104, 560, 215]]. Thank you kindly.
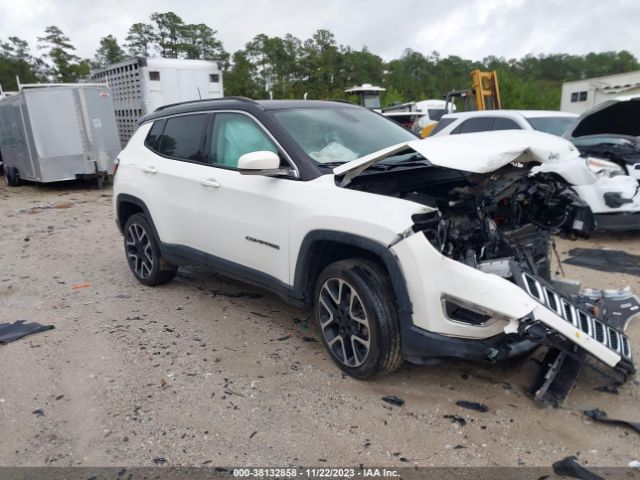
[[314, 259, 403, 379], [123, 213, 178, 286]]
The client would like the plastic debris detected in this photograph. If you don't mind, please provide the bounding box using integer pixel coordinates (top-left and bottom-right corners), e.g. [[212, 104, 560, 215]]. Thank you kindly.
[[456, 400, 489, 412], [0, 321, 55, 344], [382, 396, 405, 407], [552, 456, 603, 480]]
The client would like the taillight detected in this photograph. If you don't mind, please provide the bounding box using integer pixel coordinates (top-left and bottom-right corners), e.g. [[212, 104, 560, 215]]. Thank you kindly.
[[113, 158, 120, 175]]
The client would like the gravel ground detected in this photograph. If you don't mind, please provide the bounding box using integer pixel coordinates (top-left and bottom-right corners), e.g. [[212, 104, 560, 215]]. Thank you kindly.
[[0, 182, 638, 468]]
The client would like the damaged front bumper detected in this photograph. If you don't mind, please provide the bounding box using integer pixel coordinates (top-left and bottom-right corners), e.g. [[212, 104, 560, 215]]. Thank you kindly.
[[507, 263, 636, 404]]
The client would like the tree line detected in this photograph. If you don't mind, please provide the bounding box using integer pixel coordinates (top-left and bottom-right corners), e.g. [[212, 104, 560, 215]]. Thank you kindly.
[[1, 11, 638, 110]]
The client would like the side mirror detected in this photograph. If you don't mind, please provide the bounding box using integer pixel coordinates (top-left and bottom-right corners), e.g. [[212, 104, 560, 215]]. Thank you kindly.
[[237, 151, 297, 178]]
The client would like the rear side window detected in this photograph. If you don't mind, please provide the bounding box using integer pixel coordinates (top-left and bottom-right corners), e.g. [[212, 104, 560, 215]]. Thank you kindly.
[[144, 120, 165, 150], [158, 114, 209, 161], [430, 117, 456, 135], [491, 117, 521, 131], [452, 117, 493, 134]]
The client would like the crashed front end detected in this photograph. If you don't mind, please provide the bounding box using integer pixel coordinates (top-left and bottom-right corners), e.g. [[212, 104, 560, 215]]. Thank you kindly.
[[386, 167, 637, 404], [338, 132, 638, 404]]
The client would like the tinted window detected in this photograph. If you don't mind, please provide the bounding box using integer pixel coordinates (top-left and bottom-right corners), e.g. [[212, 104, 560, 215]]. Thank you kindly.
[[579, 91, 587, 101], [491, 117, 521, 131], [427, 108, 446, 121], [210, 113, 278, 168], [430, 117, 456, 135], [209, 74, 219, 82], [571, 92, 579, 102], [145, 120, 165, 150], [149, 71, 160, 81], [452, 117, 493, 134], [158, 114, 208, 161]]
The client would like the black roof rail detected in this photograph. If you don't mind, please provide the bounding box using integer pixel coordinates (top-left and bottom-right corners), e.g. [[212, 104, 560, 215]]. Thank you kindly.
[[153, 96, 258, 112]]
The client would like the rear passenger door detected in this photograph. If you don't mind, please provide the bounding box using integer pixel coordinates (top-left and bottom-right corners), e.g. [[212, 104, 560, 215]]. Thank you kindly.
[[142, 113, 213, 255]]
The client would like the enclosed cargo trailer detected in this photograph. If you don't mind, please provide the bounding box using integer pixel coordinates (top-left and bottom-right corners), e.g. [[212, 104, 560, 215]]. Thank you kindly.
[[0, 83, 120, 186]]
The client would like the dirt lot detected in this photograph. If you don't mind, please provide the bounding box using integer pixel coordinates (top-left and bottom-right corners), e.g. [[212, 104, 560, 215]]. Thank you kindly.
[[0, 182, 639, 468]]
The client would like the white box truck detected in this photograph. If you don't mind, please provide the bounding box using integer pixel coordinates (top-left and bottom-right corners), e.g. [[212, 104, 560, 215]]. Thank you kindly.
[[91, 57, 224, 145]]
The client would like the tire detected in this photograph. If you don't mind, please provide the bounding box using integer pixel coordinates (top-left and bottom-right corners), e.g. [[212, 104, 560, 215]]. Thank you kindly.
[[123, 213, 178, 286], [314, 258, 403, 379], [4, 167, 20, 187]]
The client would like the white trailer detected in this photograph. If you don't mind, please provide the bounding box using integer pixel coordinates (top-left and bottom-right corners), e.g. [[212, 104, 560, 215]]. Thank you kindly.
[[0, 83, 120, 186], [561, 70, 640, 115], [91, 57, 224, 145]]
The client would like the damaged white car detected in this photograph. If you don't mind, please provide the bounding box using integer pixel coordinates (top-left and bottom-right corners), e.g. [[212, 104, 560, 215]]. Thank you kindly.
[[113, 99, 637, 404]]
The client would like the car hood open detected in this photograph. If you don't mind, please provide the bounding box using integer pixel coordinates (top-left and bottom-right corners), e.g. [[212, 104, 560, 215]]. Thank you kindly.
[[334, 130, 580, 186], [564, 95, 640, 144]]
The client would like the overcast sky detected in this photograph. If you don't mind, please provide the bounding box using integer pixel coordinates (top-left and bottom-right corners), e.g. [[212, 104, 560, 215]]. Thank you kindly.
[[2, 0, 638, 62]]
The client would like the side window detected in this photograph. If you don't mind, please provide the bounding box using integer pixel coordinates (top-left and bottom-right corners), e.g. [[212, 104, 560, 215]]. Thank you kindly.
[[158, 114, 209, 162], [491, 117, 521, 131], [451, 117, 493, 134], [210, 113, 278, 169], [430, 117, 456, 135], [144, 120, 165, 151]]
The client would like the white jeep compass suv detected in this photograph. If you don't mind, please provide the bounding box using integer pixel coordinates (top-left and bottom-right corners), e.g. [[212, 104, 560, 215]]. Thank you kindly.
[[113, 98, 636, 404]]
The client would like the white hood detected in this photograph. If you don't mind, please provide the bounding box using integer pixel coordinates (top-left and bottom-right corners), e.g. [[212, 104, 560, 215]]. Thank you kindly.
[[334, 130, 580, 185]]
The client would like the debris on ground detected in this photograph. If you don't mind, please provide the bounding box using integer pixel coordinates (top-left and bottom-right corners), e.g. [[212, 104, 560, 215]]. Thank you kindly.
[[443, 415, 466, 426], [583, 408, 640, 435], [552, 456, 603, 480], [210, 289, 263, 299], [629, 460, 640, 470], [32, 408, 45, 417], [564, 248, 640, 276], [71, 283, 91, 290], [382, 396, 405, 407], [152, 457, 167, 465], [593, 385, 619, 395], [455, 400, 489, 412], [17, 201, 74, 214], [0, 321, 55, 344]]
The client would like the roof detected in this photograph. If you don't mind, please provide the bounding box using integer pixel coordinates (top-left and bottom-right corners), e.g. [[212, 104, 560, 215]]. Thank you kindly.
[[443, 109, 578, 120], [562, 70, 640, 86], [139, 98, 359, 124]]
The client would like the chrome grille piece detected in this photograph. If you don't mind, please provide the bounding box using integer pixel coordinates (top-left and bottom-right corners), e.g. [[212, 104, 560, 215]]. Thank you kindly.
[[520, 272, 632, 360]]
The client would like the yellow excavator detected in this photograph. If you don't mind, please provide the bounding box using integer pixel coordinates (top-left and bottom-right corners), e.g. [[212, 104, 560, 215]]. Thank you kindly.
[[421, 69, 501, 137]]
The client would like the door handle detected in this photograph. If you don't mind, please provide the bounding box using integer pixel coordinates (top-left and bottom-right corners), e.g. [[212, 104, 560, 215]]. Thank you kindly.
[[200, 178, 221, 188], [142, 166, 158, 175]]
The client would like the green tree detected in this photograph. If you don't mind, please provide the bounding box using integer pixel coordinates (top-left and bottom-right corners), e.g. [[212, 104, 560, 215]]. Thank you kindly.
[[0, 37, 43, 90], [180, 23, 227, 61], [37, 26, 81, 81], [224, 50, 261, 97], [94, 34, 126, 68], [150, 11, 184, 58], [125, 22, 155, 57]]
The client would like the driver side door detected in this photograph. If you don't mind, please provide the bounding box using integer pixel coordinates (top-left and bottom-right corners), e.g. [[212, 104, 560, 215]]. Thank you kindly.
[[197, 111, 297, 287]]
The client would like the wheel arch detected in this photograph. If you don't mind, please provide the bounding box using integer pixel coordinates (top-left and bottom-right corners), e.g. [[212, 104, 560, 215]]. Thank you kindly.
[[116, 194, 161, 244], [293, 230, 413, 316]]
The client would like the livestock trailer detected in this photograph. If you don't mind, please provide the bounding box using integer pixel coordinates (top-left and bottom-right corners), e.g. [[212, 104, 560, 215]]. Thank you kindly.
[[91, 57, 224, 145], [0, 83, 120, 186]]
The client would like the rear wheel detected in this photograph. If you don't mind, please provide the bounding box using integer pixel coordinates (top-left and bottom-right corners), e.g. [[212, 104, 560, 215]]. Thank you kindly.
[[314, 259, 403, 379], [4, 167, 20, 187], [123, 213, 177, 286]]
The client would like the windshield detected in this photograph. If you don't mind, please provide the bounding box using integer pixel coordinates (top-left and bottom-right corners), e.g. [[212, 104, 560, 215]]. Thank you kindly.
[[427, 108, 446, 121], [272, 107, 417, 164], [526, 116, 576, 137]]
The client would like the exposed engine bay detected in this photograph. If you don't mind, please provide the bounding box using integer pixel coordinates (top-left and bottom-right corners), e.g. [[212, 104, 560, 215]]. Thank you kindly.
[[346, 162, 592, 278], [344, 161, 637, 405]]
